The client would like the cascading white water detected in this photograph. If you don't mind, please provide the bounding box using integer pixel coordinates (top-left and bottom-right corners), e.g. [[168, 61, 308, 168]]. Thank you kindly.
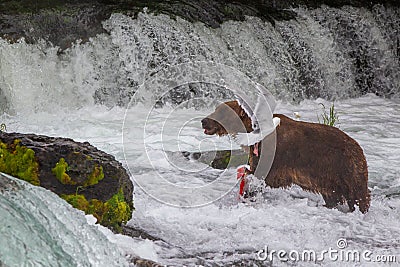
[[0, 5, 398, 114], [0, 173, 129, 267]]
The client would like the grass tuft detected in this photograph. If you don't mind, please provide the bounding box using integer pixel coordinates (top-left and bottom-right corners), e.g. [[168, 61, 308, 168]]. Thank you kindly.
[[318, 103, 339, 127]]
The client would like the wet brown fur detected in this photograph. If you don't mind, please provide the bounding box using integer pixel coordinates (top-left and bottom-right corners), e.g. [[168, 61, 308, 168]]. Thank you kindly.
[[202, 101, 370, 213]]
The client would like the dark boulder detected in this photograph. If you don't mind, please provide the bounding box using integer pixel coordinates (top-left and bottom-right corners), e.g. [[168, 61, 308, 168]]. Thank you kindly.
[[0, 132, 134, 232]]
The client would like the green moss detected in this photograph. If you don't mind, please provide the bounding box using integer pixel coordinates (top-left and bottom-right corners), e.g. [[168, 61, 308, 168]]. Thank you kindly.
[[61, 194, 89, 211], [61, 189, 132, 232], [102, 189, 132, 231], [223, 6, 235, 16], [84, 165, 104, 187], [0, 139, 40, 186], [210, 150, 249, 169], [53, 156, 104, 187], [52, 158, 76, 185], [86, 198, 107, 222]]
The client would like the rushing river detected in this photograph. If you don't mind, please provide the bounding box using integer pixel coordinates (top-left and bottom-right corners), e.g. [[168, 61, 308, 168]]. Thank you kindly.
[[0, 4, 399, 266]]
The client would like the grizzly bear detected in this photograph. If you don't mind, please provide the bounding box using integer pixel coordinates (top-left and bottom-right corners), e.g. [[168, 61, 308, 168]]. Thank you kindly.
[[201, 100, 370, 213]]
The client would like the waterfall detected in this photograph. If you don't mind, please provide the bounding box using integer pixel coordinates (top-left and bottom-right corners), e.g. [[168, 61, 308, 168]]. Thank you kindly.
[[0, 173, 128, 266], [0, 5, 398, 114]]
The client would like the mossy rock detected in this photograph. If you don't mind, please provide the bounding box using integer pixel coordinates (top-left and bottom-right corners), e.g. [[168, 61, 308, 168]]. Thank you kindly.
[[0, 132, 134, 232], [84, 164, 105, 187], [52, 158, 76, 185], [211, 150, 249, 169], [62, 189, 131, 231], [51, 157, 105, 187]]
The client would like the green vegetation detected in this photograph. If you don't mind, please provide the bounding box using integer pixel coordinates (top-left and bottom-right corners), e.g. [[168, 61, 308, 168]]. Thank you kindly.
[[318, 103, 339, 127], [101, 190, 131, 230], [62, 194, 89, 211], [52, 158, 104, 186], [53, 156, 131, 230], [83, 165, 104, 187], [210, 150, 248, 169], [0, 139, 40, 185], [0, 123, 6, 132], [0, 136, 132, 231], [62, 189, 132, 231], [52, 158, 76, 185], [223, 6, 235, 16]]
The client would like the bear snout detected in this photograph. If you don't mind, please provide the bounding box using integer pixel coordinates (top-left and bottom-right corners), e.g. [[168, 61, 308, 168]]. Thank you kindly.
[[201, 118, 210, 128]]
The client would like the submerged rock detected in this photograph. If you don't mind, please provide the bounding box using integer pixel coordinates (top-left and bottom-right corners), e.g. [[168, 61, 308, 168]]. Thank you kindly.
[[0, 132, 134, 232], [182, 149, 249, 169]]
